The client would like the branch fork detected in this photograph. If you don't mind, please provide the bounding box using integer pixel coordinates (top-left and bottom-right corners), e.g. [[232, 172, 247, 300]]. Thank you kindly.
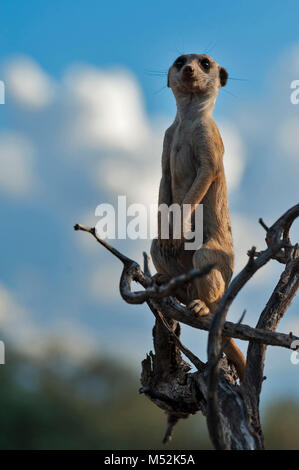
[[74, 204, 299, 449]]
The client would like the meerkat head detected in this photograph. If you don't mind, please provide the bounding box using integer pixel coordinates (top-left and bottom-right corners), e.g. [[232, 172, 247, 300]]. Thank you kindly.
[[167, 54, 228, 98]]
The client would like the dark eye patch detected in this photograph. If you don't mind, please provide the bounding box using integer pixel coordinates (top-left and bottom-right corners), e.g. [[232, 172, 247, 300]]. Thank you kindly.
[[200, 58, 210, 71], [174, 56, 186, 69]]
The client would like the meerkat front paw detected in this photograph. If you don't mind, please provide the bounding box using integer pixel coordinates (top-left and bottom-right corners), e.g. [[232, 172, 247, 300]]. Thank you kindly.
[[188, 299, 210, 317]]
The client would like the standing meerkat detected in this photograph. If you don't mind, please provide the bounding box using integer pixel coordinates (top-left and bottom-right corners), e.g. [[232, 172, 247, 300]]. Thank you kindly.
[[151, 53, 246, 381]]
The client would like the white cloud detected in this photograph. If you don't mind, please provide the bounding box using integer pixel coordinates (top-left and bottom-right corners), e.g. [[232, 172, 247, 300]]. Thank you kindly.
[[4, 56, 56, 109], [90, 264, 122, 301], [0, 284, 42, 355], [286, 44, 299, 75], [98, 159, 160, 207], [2, 56, 245, 210], [240, 43, 299, 178], [231, 213, 261, 273], [64, 65, 151, 154], [231, 213, 279, 285], [277, 117, 299, 165], [0, 283, 99, 364], [0, 284, 25, 326], [0, 131, 37, 196]]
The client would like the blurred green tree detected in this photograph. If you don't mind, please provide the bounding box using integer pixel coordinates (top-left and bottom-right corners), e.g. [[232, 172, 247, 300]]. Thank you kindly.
[[0, 342, 297, 450]]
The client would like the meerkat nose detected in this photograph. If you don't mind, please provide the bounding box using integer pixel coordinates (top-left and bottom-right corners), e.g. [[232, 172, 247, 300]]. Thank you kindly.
[[183, 65, 194, 76]]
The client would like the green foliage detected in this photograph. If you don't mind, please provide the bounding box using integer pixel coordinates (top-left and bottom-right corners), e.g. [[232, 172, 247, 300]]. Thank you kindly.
[[263, 400, 299, 450], [0, 345, 297, 449]]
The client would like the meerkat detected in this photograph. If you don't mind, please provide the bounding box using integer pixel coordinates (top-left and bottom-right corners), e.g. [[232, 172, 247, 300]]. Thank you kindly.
[[150, 53, 246, 381]]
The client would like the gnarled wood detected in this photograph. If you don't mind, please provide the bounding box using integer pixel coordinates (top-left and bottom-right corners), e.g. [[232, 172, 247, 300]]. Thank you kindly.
[[74, 204, 299, 449]]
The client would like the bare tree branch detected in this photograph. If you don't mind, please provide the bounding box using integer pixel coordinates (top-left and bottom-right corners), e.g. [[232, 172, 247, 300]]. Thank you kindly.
[[74, 203, 299, 450], [206, 203, 299, 449], [245, 244, 299, 396], [74, 222, 298, 349]]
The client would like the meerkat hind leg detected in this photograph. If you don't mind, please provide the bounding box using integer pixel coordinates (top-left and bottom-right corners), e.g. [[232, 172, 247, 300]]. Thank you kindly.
[[188, 263, 226, 316], [151, 238, 194, 304]]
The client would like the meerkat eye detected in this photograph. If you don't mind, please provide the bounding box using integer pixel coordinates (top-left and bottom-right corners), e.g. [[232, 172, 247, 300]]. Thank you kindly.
[[200, 58, 210, 70], [174, 57, 186, 69]]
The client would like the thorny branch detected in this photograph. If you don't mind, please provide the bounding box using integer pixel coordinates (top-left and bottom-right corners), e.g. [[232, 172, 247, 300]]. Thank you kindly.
[[74, 203, 299, 450]]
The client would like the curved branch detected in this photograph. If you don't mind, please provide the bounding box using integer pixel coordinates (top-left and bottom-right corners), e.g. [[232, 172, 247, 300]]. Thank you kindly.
[[74, 223, 299, 349], [245, 247, 299, 397], [120, 264, 215, 304]]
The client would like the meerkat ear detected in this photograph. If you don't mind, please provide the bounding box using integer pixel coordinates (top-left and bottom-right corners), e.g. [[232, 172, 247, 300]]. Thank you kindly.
[[219, 67, 228, 87]]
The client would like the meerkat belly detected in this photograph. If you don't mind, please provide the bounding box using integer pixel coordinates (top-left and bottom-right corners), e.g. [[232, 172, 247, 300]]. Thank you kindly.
[[170, 140, 196, 205]]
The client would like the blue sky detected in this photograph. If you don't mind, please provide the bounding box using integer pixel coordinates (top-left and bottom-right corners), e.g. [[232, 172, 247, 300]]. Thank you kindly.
[[0, 0, 298, 404], [1, 0, 299, 110]]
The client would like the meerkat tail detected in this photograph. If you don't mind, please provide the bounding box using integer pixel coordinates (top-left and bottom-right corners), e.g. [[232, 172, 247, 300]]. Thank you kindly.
[[223, 337, 246, 382]]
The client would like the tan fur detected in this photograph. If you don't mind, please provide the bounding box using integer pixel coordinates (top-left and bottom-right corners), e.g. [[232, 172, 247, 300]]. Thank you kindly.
[[151, 54, 246, 381]]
